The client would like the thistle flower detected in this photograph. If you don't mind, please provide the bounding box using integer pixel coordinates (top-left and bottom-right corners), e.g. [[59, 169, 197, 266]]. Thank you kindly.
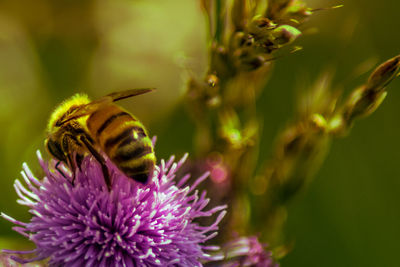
[[2, 151, 227, 266], [206, 236, 278, 267], [0, 252, 18, 267]]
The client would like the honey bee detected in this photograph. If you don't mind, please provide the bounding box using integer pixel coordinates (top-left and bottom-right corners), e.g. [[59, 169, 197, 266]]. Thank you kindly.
[[45, 89, 156, 189]]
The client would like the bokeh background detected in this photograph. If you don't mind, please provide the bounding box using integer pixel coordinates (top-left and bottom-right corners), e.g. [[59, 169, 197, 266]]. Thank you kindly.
[[0, 0, 399, 266]]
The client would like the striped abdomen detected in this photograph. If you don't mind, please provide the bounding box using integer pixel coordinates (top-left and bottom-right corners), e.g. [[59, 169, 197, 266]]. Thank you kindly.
[[86, 103, 155, 183]]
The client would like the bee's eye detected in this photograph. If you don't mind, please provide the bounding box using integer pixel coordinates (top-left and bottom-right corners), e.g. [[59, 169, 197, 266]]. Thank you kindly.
[[46, 139, 66, 162]]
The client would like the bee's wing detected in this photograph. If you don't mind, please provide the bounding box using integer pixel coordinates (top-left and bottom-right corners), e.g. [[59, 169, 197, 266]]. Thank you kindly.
[[57, 101, 107, 125], [57, 88, 155, 125], [106, 88, 155, 102]]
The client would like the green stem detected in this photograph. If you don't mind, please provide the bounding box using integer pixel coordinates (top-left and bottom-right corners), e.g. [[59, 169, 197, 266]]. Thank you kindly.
[[214, 0, 223, 44]]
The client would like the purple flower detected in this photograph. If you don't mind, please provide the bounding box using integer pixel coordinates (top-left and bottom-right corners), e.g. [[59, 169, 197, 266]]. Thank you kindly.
[[0, 252, 18, 267], [206, 236, 279, 267], [2, 151, 227, 266]]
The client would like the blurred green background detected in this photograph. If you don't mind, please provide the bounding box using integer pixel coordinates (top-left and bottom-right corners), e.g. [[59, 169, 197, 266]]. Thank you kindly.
[[0, 0, 399, 266]]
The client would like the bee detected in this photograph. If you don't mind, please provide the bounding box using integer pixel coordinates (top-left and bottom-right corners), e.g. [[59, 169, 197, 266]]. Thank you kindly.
[[45, 89, 156, 189]]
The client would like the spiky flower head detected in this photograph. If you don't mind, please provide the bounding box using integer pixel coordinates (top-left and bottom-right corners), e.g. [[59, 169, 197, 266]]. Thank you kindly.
[[206, 236, 279, 267], [2, 151, 226, 266], [0, 252, 18, 267]]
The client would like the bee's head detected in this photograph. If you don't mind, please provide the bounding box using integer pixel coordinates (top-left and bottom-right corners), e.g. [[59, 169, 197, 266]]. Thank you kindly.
[[47, 93, 91, 134], [46, 94, 91, 161], [45, 138, 67, 162]]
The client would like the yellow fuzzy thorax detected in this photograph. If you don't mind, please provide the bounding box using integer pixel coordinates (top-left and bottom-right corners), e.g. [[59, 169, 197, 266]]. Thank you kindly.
[[47, 93, 91, 133]]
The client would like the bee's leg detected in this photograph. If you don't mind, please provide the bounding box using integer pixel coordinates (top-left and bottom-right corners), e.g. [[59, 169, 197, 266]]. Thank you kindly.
[[67, 153, 77, 186], [62, 134, 77, 186], [76, 153, 84, 171], [55, 161, 67, 179], [79, 135, 111, 191]]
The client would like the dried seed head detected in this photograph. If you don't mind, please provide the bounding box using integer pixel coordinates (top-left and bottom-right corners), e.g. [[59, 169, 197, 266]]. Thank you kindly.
[[271, 25, 302, 45], [267, 0, 295, 19], [344, 86, 388, 121], [310, 113, 328, 132], [341, 55, 400, 123], [248, 17, 277, 38], [267, 0, 311, 23], [366, 55, 400, 92], [240, 54, 266, 71], [206, 74, 219, 88]]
